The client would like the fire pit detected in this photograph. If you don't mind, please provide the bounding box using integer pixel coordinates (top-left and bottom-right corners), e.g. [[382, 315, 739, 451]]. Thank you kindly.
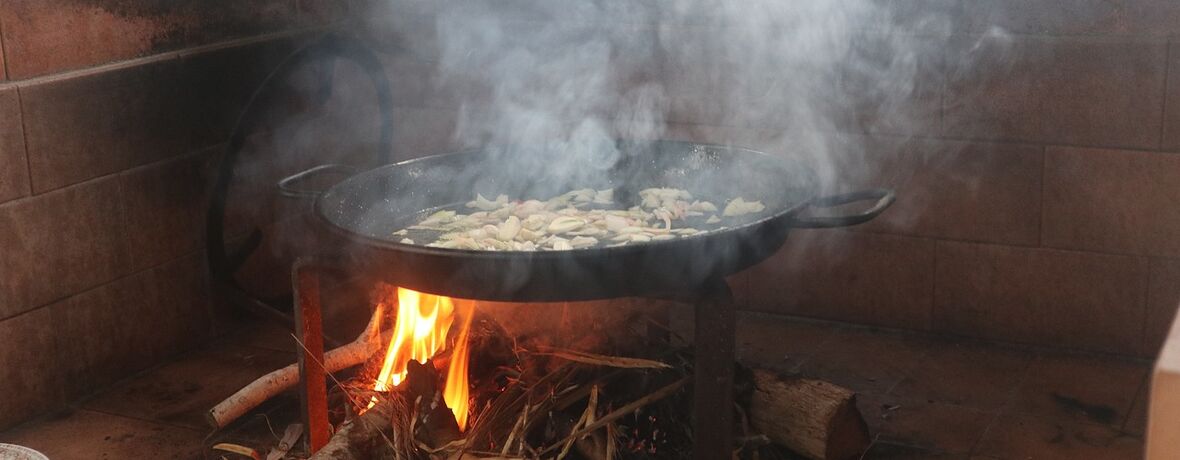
[[205, 139, 893, 459]]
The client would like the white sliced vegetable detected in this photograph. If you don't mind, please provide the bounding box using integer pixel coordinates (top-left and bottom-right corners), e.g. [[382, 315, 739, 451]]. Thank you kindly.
[[722, 197, 765, 217], [547, 216, 586, 234], [570, 236, 599, 248], [498, 216, 521, 241]]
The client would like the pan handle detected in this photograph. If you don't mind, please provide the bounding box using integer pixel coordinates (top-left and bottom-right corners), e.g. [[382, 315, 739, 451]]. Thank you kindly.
[[277, 164, 359, 199], [791, 188, 895, 228]]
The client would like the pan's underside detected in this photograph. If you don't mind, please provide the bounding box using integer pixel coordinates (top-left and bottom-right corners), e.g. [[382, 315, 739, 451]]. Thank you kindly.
[[317, 140, 817, 301]]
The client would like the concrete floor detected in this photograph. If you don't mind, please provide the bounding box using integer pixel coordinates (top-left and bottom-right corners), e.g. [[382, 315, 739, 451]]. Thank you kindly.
[[0, 312, 1152, 459]]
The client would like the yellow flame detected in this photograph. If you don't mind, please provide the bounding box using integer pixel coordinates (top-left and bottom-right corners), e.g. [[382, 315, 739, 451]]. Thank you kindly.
[[444, 302, 475, 431], [367, 287, 474, 431], [372, 288, 455, 391]]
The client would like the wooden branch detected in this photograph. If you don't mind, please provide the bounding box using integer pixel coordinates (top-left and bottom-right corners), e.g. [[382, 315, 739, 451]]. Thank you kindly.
[[748, 369, 870, 460], [207, 307, 387, 429], [308, 398, 397, 460]]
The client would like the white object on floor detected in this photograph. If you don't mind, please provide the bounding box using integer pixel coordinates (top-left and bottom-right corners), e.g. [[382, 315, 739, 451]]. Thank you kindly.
[[1149, 306, 1180, 459], [0, 443, 49, 460]]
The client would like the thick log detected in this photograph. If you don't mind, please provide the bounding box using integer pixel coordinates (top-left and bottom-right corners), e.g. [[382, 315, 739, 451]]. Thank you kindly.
[[748, 369, 870, 460], [308, 399, 396, 460]]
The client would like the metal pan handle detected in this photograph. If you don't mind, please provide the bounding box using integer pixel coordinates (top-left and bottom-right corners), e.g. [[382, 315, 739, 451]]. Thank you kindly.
[[277, 164, 359, 199], [792, 188, 895, 228]]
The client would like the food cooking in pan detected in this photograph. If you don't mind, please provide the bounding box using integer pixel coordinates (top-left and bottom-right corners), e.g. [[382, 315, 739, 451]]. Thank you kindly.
[[393, 188, 765, 251]]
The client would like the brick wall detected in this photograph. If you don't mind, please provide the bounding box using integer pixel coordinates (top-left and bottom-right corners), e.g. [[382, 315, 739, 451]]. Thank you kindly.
[[0, 1, 340, 430], [369, 0, 1180, 358]]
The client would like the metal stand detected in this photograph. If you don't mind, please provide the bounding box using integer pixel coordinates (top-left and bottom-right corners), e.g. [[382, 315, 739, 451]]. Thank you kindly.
[[690, 278, 736, 460], [291, 263, 738, 458], [293, 260, 331, 453]]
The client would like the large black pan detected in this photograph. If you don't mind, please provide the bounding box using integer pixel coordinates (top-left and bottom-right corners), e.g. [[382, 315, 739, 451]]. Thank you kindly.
[[281, 140, 893, 302]]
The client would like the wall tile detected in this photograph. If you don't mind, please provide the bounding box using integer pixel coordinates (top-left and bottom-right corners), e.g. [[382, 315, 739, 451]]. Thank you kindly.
[[660, 129, 1042, 246], [837, 135, 1043, 246], [141, 254, 215, 357], [0, 176, 128, 319], [1162, 39, 1180, 150], [660, 24, 836, 130], [933, 0, 1180, 37], [1146, 258, 1180, 356], [120, 151, 214, 271], [934, 241, 1148, 355], [738, 230, 935, 330], [944, 35, 1167, 149], [47, 269, 158, 402], [0, 0, 299, 79], [0, 255, 213, 431], [392, 107, 467, 160], [19, 58, 193, 192], [180, 37, 303, 147], [0, 306, 66, 430], [832, 33, 945, 137], [1042, 147, 1180, 257], [0, 87, 30, 203]]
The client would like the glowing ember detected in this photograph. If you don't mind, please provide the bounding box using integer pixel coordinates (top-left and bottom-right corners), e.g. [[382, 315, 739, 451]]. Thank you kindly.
[[368, 287, 473, 430]]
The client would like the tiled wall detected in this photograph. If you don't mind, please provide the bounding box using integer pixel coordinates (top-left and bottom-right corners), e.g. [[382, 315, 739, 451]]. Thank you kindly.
[[368, 1, 1180, 359], [5, 0, 1179, 431], [0, 1, 338, 430], [723, 6, 1180, 358]]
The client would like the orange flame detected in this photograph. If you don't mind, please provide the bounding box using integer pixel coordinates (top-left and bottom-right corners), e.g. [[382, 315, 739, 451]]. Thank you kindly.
[[444, 302, 475, 430], [369, 287, 474, 431]]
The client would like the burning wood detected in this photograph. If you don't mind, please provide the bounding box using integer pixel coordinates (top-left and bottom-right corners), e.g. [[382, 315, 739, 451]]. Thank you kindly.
[[210, 285, 869, 459]]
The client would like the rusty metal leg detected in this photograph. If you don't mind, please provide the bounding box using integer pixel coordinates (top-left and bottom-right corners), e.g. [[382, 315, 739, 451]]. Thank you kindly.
[[294, 260, 331, 453], [692, 278, 735, 460]]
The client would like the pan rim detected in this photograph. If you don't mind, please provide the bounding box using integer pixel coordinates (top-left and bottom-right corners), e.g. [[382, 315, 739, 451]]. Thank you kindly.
[[313, 139, 818, 259]]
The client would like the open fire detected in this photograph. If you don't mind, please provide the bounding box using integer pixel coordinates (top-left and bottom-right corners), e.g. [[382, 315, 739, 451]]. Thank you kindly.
[[209, 280, 871, 460], [368, 287, 474, 431]]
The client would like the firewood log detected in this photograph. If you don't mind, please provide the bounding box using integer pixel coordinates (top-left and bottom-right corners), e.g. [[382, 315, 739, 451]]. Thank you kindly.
[[748, 369, 870, 460], [308, 398, 396, 460]]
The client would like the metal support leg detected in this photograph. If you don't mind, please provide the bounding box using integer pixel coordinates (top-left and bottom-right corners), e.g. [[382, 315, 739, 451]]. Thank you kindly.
[[294, 260, 331, 453], [692, 278, 735, 460]]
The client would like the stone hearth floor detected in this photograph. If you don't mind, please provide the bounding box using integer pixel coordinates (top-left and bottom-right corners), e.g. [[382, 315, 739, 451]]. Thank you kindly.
[[0, 312, 1152, 459]]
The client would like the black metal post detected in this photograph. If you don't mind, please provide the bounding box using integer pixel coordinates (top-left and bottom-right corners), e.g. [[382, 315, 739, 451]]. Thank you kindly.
[[692, 278, 736, 460]]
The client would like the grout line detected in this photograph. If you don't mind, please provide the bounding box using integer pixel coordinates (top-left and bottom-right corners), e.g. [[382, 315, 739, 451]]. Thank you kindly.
[[0, 244, 210, 324], [846, 225, 1161, 261], [1159, 40, 1171, 150], [833, 127, 1177, 154], [1038, 144, 1047, 247], [14, 86, 32, 196], [929, 239, 939, 331], [0, 13, 9, 80], [8, 28, 326, 86], [175, 26, 329, 59], [1119, 370, 1151, 434], [1141, 258, 1156, 356], [2, 144, 219, 202]]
